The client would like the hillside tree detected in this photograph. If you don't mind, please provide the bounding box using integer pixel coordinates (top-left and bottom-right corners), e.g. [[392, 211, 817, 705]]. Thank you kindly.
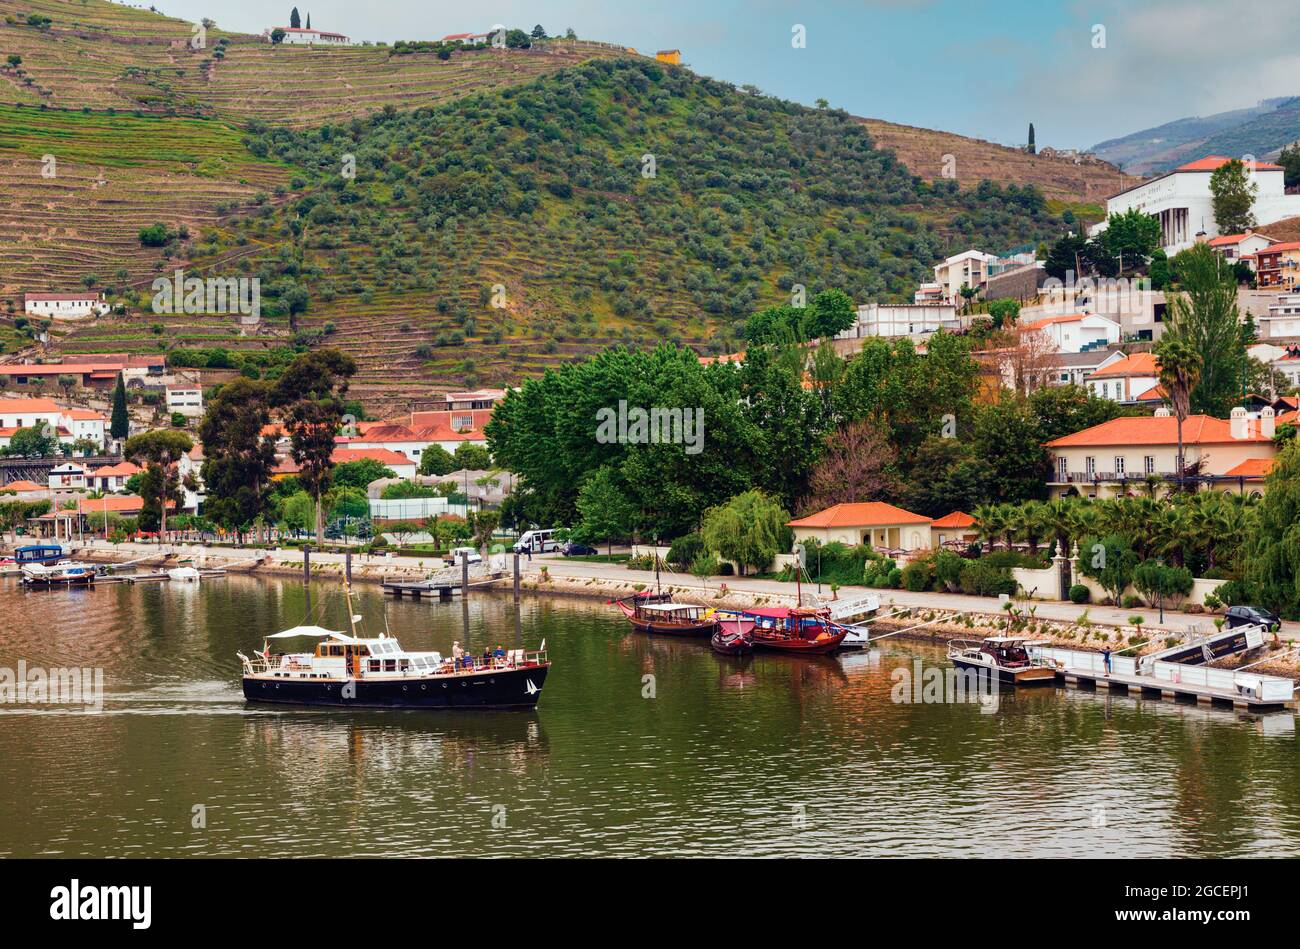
[[1209, 158, 1257, 234]]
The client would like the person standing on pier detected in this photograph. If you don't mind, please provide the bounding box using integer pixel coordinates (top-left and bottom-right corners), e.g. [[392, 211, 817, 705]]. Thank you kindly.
[[1102, 646, 1112, 677]]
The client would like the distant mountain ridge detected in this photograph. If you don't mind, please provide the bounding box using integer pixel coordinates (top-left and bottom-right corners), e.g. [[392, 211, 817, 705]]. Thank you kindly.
[[1092, 97, 1300, 175]]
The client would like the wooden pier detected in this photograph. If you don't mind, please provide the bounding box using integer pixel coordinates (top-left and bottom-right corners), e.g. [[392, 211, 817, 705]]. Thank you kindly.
[[383, 558, 511, 600]]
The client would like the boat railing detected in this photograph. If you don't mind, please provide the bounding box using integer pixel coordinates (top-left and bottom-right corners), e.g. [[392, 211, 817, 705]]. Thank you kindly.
[[239, 649, 548, 677]]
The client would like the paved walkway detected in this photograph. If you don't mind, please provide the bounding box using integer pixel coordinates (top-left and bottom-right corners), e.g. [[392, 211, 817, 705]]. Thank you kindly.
[[37, 539, 1298, 639], [525, 554, 1300, 639]]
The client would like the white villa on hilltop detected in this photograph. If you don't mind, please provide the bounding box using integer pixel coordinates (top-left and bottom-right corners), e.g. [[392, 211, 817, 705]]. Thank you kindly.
[[1092, 156, 1300, 255], [264, 26, 352, 46]]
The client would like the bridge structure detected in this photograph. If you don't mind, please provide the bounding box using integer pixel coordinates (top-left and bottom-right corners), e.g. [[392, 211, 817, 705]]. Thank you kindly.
[[0, 455, 122, 486]]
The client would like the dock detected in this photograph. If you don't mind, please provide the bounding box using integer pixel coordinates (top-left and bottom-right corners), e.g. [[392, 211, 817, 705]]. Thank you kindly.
[[1029, 643, 1296, 711], [383, 562, 507, 600]]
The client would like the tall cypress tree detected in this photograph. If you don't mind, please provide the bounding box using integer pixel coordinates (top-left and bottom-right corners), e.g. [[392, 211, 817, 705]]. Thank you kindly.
[[290, 7, 301, 28], [1027, 123, 1036, 154], [305, 12, 311, 29], [110, 374, 129, 442]]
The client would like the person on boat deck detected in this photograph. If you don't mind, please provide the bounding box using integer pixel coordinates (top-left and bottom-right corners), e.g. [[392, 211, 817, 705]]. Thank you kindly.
[[493, 644, 505, 659], [452, 641, 464, 661]]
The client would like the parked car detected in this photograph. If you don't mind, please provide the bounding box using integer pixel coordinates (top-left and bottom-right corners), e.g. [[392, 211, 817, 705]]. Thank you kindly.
[[443, 547, 483, 567], [562, 542, 598, 556], [1224, 604, 1281, 632]]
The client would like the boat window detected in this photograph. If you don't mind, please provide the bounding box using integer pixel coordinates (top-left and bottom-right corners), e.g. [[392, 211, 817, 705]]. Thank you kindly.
[[383, 659, 396, 672], [368, 660, 381, 673]]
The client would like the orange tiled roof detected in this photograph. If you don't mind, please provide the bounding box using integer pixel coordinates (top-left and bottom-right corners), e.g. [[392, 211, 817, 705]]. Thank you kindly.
[[1177, 155, 1282, 172], [1089, 352, 1157, 378], [931, 510, 977, 529], [1132, 383, 1168, 401], [1045, 414, 1272, 447], [0, 480, 46, 492], [1023, 313, 1086, 330], [90, 462, 141, 478], [788, 501, 931, 529], [0, 398, 61, 413], [1223, 458, 1275, 478], [331, 447, 413, 468]]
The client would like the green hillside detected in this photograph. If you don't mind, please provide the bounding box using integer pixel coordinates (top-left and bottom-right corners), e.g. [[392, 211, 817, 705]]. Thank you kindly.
[[168, 58, 1070, 393], [0, 1, 1082, 408]]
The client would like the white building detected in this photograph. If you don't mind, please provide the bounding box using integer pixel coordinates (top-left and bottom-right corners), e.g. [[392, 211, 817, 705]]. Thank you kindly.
[[1207, 231, 1277, 267], [0, 398, 106, 452], [1086, 352, 1160, 403], [267, 27, 352, 45], [47, 463, 87, 492], [932, 250, 996, 304], [1020, 313, 1121, 353], [165, 384, 203, 418], [1093, 156, 1300, 255], [1257, 294, 1300, 341], [23, 292, 109, 320], [837, 302, 962, 341]]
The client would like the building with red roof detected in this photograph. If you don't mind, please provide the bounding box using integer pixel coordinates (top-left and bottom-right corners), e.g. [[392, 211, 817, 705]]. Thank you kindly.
[[1045, 407, 1279, 498], [787, 501, 933, 551], [1096, 155, 1300, 254]]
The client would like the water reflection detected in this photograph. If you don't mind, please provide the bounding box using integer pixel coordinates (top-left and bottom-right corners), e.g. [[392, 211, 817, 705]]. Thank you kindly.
[[0, 574, 1298, 857]]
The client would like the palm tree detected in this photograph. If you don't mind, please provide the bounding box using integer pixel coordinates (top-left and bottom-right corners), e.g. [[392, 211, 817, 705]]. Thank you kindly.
[[1018, 500, 1046, 555], [1154, 331, 1203, 491], [973, 503, 1005, 553], [998, 502, 1020, 551], [1043, 498, 1075, 559]]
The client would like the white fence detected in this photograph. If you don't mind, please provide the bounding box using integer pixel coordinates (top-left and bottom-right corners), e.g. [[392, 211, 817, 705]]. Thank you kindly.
[[1029, 644, 1294, 702]]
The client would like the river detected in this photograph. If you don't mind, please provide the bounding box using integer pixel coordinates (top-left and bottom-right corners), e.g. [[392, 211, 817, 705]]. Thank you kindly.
[[1, 574, 1298, 857]]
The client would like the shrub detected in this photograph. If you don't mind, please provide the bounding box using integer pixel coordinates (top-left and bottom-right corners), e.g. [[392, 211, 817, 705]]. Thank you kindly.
[[886, 567, 903, 589], [900, 560, 932, 592], [667, 532, 704, 571], [1069, 584, 1091, 604], [958, 559, 1016, 597], [625, 555, 654, 570], [1214, 579, 1246, 607], [1203, 592, 1222, 612], [863, 557, 897, 588], [1121, 594, 1142, 609]]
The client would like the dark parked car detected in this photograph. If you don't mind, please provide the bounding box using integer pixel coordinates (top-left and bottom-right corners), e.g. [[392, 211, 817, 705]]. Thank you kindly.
[[1225, 605, 1280, 632], [562, 542, 598, 557]]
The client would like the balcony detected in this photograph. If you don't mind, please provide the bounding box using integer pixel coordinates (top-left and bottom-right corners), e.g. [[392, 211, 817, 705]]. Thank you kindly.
[[1053, 471, 1177, 485]]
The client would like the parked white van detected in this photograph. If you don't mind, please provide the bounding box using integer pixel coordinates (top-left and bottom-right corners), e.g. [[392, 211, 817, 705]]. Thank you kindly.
[[513, 529, 560, 554]]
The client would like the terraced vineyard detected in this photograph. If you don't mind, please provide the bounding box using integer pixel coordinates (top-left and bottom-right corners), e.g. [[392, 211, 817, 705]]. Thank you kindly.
[[0, 0, 1103, 410], [0, 104, 289, 290], [0, 0, 623, 123]]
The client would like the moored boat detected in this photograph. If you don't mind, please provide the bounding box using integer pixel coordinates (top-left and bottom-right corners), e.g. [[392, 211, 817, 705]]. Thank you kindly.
[[167, 566, 201, 582], [710, 616, 755, 655], [947, 636, 1057, 686], [730, 606, 849, 655], [614, 591, 719, 637], [21, 560, 97, 586]]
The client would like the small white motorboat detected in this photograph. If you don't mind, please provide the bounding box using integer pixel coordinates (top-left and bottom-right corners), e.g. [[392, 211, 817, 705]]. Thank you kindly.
[[167, 566, 201, 582], [21, 560, 98, 586], [947, 636, 1057, 686]]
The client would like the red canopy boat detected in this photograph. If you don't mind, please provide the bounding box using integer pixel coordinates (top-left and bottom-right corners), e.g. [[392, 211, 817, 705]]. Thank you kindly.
[[614, 591, 719, 637], [710, 615, 756, 655], [735, 606, 849, 655]]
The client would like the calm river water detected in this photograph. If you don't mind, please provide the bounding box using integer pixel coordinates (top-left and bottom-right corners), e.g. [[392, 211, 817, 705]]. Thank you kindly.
[[1, 573, 1298, 857]]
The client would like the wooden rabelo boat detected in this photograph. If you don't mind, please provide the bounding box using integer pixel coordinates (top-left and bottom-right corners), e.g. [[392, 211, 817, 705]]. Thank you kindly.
[[731, 606, 849, 655], [710, 615, 756, 655], [614, 591, 719, 637]]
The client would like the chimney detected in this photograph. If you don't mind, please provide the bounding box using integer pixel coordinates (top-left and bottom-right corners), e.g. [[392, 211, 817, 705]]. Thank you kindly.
[[1260, 406, 1275, 439], [1154, 406, 1171, 418], [1230, 406, 1248, 440]]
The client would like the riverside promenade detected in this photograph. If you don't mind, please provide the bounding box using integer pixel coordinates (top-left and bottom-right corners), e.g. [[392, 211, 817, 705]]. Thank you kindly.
[[21, 538, 1300, 643]]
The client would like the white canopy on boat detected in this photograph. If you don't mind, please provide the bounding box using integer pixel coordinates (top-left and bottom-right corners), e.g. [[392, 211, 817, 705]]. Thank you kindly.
[[637, 603, 703, 613], [268, 626, 350, 640]]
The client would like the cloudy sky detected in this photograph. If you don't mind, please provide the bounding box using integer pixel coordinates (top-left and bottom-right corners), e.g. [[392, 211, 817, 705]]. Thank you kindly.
[[151, 0, 1300, 149]]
